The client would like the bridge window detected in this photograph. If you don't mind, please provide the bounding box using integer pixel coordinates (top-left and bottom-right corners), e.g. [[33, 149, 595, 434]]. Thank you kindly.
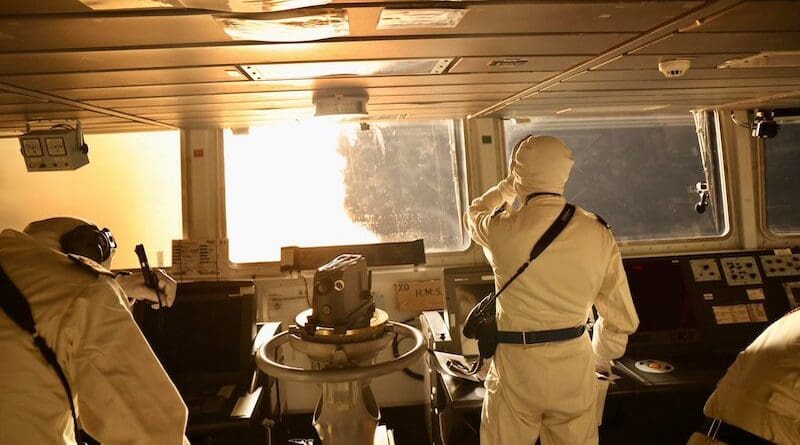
[[764, 120, 800, 235], [504, 116, 728, 241], [224, 120, 467, 263], [0, 131, 182, 269]]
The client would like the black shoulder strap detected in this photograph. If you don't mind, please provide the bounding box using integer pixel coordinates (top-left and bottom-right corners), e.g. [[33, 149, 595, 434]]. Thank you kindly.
[[0, 266, 82, 440], [495, 203, 576, 299]]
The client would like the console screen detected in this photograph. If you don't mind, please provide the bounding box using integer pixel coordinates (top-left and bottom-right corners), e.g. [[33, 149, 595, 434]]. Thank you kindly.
[[624, 259, 696, 332]]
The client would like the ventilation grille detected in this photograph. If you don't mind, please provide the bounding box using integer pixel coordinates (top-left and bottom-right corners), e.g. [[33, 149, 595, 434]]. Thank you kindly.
[[488, 58, 528, 68]]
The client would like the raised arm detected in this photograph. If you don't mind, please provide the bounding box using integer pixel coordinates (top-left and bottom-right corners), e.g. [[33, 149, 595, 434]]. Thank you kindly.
[[465, 175, 517, 247], [72, 280, 189, 445]]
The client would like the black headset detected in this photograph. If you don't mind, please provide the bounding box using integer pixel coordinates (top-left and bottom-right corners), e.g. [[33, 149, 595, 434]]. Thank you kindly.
[[60, 224, 117, 264]]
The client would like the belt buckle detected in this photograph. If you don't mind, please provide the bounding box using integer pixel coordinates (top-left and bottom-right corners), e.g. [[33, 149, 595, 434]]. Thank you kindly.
[[523, 332, 536, 344]]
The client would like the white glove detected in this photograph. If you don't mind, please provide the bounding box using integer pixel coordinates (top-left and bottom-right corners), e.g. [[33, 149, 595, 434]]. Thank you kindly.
[[116, 269, 178, 308]]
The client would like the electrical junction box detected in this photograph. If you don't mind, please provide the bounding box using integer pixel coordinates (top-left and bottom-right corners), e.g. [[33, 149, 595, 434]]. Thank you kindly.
[[19, 126, 89, 171]]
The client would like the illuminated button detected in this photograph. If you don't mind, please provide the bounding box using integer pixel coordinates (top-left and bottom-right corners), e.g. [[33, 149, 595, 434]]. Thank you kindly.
[[648, 362, 662, 369]]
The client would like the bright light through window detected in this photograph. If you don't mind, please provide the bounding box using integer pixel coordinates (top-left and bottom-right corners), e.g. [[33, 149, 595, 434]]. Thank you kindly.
[[224, 120, 466, 263]]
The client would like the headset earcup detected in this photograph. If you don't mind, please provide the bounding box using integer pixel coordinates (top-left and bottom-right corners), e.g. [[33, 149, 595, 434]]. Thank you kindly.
[[60, 225, 106, 263]]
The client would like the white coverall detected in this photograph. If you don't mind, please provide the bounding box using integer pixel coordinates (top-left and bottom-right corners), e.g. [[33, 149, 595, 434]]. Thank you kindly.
[[0, 226, 190, 445], [466, 135, 639, 445], [688, 309, 800, 445]]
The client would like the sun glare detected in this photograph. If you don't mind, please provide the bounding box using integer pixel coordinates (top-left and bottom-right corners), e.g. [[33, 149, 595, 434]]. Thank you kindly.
[[225, 120, 378, 263]]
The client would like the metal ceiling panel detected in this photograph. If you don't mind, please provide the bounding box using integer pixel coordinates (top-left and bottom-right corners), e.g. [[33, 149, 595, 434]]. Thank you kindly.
[[510, 91, 799, 104], [1, 1, 798, 126], [0, 67, 246, 91], [684, 1, 800, 32], [108, 93, 506, 114], [448, 56, 588, 74], [81, 83, 530, 108], [579, 67, 800, 82], [47, 73, 553, 100], [349, 2, 702, 36], [550, 78, 800, 92], [634, 32, 800, 55], [499, 87, 800, 116], [535, 86, 800, 99], [0, 34, 632, 75], [0, 110, 120, 125], [0, 92, 46, 105], [0, 2, 696, 52], [0, 0, 91, 14], [595, 54, 753, 70], [0, 102, 83, 114], [155, 104, 491, 127], [0, 15, 230, 51]]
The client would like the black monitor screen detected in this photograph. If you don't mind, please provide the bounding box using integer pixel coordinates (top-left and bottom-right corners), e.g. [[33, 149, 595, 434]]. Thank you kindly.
[[624, 260, 695, 333], [442, 265, 495, 355], [157, 297, 245, 375], [134, 281, 255, 379]]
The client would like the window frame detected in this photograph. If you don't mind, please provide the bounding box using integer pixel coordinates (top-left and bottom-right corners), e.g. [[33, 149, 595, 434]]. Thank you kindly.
[[756, 115, 800, 244], [219, 118, 474, 268], [494, 113, 737, 255]]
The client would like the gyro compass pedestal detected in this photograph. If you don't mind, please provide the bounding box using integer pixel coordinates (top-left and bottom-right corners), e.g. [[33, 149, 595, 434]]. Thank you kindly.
[[257, 308, 424, 445]]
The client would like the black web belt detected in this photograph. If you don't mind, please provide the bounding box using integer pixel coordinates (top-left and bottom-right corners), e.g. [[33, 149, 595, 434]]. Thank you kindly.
[[496, 325, 585, 345], [703, 418, 775, 445]]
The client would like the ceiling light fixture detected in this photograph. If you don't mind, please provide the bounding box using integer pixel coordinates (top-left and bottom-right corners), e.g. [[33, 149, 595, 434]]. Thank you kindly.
[[376, 8, 468, 29], [239, 58, 452, 81], [216, 10, 349, 42]]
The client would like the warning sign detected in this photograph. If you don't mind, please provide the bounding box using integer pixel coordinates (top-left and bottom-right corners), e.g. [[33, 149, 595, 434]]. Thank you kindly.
[[394, 280, 445, 311]]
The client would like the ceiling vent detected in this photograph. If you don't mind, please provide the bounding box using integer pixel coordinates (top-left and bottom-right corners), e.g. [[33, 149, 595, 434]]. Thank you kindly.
[[488, 58, 528, 68], [313, 93, 368, 118], [718, 51, 800, 69]]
